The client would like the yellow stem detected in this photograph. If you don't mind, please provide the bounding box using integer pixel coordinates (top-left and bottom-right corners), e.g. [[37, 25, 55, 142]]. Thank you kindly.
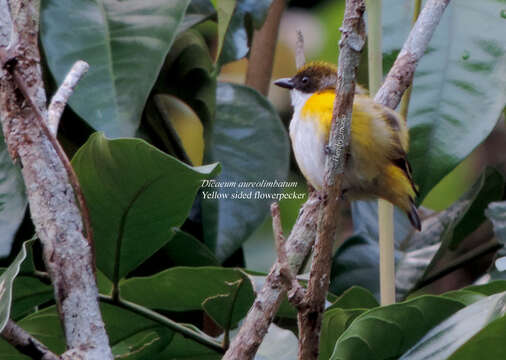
[[366, 0, 395, 305]]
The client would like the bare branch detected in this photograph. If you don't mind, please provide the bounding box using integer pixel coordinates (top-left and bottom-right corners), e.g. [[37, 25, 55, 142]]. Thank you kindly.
[[245, 0, 286, 96], [0, 1, 112, 359], [1, 319, 60, 360], [374, 0, 451, 108], [297, 2, 366, 359], [271, 202, 306, 307], [223, 193, 320, 360], [295, 30, 305, 69], [48, 60, 89, 135]]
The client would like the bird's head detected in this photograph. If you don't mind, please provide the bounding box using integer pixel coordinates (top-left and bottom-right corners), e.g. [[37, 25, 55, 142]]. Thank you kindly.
[[274, 61, 338, 94]]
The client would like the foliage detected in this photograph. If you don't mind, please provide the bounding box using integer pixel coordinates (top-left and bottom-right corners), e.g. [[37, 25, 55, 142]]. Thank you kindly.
[[0, 0, 505, 358]]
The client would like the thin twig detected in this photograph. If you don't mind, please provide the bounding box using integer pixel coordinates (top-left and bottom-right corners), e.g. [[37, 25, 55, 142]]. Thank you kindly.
[[295, 29, 305, 69], [1, 319, 60, 360], [98, 295, 224, 354], [223, 193, 320, 360], [271, 203, 306, 307], [48, 60, 89, 135], [245, 0, 286, 96], [297, 2, 366, 359]]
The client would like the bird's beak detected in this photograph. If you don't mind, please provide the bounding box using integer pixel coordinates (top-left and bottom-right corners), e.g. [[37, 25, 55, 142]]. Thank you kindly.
[[274, 78, 295, 90]]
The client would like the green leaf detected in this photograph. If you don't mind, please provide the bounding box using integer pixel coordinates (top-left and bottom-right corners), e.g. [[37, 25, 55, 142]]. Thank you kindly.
[[332, 168, 504, 299], [178, 0, 216, 35], [111, 328, 173, 360], [465, 280, 506, 296], [155, 29, 216, 127], [319, 308, 364, 360], [440, 289, 487, 306], [330, 296, 465, 360], [10, 276, 53, 320], [0, 303, 175, 359], [0, 240, 34, 332], [211, 0, 236, 65], [400, 292, 506, 359], [446, 316, 506, 360], [72, 133, 220, 281], [202, 274, 254, 330], [202, 82, 289, 261], [0, 130, 27, 257], [163, 229, 219, 267], [40, 0, 191, 137], [152, 332, 221, 360], [217, 0, 274, 66], [329, 286, 379, 311], [120, 266, 255, 314], [383, 0, 506, 200]]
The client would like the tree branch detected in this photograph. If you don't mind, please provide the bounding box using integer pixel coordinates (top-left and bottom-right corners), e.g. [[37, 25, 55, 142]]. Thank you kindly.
[[223, 192, 320, 360], [48, 60, 89, 135], [374, 0, 451, 108], [297, 2, 366, 359], [218, 0, 453, 358], [1, 319, 60, 360], [0, 1, 112, 359], [245, 0, 286, 96]]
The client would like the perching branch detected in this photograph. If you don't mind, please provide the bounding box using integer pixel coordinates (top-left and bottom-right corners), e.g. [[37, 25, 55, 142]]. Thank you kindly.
[[222, 0, 453, 358], [0, 1, 112, 359], [245, 0, 286, 96], [48, 60, 89, 135], [297, 1, 366, 359], [374, 0, 451, 109], [223, 193, 320, 360], [1, 320, 60, 360]]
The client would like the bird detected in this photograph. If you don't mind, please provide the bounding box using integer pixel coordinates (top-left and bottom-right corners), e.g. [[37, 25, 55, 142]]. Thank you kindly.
[[274, 61, 421, 231]]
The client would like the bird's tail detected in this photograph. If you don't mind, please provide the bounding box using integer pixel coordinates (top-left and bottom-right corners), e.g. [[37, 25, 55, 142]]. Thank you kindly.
[[407, 202, 421, 231]]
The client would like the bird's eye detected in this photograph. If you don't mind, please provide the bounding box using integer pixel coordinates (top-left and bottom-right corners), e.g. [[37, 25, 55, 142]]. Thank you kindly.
[[301, 76, 309, 84]]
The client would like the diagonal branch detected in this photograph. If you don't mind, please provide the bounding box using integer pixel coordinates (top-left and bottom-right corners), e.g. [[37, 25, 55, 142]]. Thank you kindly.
[[1, 319, 60, 360], [374, 0, 451, 108], [297, 1, 366, 359], [223, 193, 320, 360], [48, 60, 89, 135]]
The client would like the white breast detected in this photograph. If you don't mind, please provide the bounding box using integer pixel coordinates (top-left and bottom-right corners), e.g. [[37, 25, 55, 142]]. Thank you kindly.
[[289, 90, 326, 189]]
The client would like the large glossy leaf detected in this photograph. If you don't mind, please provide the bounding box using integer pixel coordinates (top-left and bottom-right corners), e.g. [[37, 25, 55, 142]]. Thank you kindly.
[[120, 266, 255, 315], [0, 303, 175, 359], [10, 276, 53, 320], [40, 0, 191, 137], [202, 82, 289, 261], [72, 133, 219, 282], [383, 0, 506, 200], [0, 240, 33, 332], [329, 286, 379, 311], [331, 168, 504, 299], [330, 296, 465, 360], [178, 0, 216, 35], [215, 0, 273, 66], [155, 29, 216, 127], [152, 332, 221, 360], [0, 131, 27, 257], [320, 308, 364, 360], [400, 292, 506, 359], [202, 274, 255, 330], [162, 229, 219, 267]]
